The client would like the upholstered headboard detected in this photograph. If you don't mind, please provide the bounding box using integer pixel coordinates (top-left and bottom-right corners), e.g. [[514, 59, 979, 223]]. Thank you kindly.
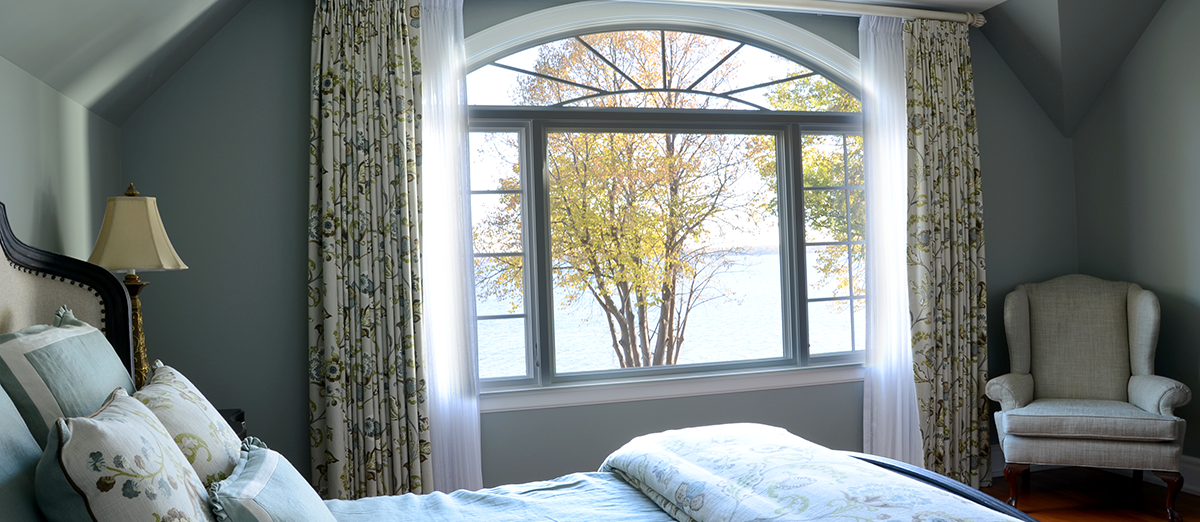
[[0, 202, 133, 374]]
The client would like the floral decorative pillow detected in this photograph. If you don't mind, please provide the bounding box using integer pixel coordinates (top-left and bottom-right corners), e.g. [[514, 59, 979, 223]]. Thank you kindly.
[[134, 361, 242, 487], [35, 388, 216, 522]]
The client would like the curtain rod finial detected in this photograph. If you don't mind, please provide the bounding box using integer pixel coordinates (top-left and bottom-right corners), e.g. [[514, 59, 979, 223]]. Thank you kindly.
[[965, 12, 986, 27]]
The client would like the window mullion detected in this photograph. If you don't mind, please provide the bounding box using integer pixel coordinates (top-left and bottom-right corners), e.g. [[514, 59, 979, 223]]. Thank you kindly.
[[528, 120, 555, 386], [783, 123, 808, 367]]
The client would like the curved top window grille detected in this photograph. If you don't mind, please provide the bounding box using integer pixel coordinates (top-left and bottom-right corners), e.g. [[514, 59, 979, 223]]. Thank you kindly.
[[467, 30, 861, 112]]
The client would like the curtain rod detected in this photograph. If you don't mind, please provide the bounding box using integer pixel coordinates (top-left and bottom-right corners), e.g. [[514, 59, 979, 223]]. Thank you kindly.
[[618, 0, 987, 27]]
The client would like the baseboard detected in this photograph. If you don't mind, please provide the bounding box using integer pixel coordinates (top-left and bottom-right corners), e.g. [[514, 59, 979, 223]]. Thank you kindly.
[[991, 444, 1200, 496]]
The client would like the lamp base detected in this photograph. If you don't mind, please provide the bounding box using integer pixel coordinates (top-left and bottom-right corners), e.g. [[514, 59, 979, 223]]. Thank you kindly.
[[123, 274, 150, 388]]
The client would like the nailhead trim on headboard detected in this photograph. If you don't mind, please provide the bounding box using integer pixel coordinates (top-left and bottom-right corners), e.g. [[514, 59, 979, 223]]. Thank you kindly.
[[0, 202, 132, 374], [7, 259, 109, 333]]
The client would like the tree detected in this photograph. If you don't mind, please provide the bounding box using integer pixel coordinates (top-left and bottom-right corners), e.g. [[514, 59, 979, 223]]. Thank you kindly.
[[474, 30, 863, 368], [750, 73, 864, 310]]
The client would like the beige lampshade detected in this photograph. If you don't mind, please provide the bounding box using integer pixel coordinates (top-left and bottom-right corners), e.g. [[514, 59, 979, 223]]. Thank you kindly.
[[88, 188, 188, 271]]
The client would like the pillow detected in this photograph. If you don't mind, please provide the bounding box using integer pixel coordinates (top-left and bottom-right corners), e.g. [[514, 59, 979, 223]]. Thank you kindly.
[[0, 306, 135, 446], [135, 361, 241, 487], [35, 388, 216, 522], [0, 385, 45, 522], [209, 438, 336, 522]]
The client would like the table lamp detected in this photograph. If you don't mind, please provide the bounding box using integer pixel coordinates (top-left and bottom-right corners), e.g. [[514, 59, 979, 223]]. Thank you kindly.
[[88, 183, 188, 388]]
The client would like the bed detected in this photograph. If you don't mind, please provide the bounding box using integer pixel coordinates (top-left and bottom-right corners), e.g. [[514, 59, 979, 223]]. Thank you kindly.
[[0, 200, 1036, 522]]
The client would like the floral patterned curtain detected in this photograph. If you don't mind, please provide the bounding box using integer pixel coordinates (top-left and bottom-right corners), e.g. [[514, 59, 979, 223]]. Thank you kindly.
[[904, 19, 990, 488], [307, 0, 431, 499]]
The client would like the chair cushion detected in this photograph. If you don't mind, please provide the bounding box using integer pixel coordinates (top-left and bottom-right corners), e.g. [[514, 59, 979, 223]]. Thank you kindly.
[[1002, 399, 1179, 442]]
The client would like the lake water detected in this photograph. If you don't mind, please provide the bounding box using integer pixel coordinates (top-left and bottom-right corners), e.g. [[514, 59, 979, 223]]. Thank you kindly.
[[477, 252, 861, 379]]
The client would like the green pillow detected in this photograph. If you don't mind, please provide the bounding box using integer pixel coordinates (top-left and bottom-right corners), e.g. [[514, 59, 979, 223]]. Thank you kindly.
[[0, 306, 135, 446], [35, 388, 216, 522]]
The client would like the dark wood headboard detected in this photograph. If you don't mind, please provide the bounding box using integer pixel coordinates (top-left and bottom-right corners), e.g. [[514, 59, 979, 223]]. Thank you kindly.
[[0, 202, 134, 374]]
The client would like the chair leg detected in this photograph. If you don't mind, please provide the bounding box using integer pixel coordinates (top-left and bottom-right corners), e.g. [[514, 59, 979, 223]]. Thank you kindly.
[[1152, 471, 1183, 522], [1003, 463, 1030, 507]]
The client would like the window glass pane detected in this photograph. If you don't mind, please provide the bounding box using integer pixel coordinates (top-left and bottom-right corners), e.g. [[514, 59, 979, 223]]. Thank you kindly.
[[809, 300, 851, 355], [802, 134, 846, 187], [848, 189, 865, 242], [472, 193, 521, 254], [563, 92, 756, 110], [852, 298, 865, 352], [478, 318, 527, 379], [547, 131, 781, 374], [804, 189, 847, 242], [730, 81, 813, 111], [695, 44, 807, 95], [767, 75, 860, 112], [806, 245, 849, 299], [475, 255, 523, 315], [467, 30, 859, 112], [846, 135, 864, 186], [466, 65, 526, 106], [470, 132, 521, 191], [850, 244, 865, 297]]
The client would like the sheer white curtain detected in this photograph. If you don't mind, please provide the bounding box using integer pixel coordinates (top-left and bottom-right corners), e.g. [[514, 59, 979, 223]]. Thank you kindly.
[[422, 0, 484, 493], [860, 15, 922, 467]]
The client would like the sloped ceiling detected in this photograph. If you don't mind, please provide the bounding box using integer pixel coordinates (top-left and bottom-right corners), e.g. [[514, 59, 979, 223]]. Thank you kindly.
[[826, 0, 1003, 10], [0, 0, 249, 125], [981, 0, 1165, 136], [4, 0, 1161, 137]]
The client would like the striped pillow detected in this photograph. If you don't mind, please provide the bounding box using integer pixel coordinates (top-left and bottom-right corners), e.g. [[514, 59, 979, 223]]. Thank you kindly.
[[209, 438, 336, 522], [0, 306, 134, 446]]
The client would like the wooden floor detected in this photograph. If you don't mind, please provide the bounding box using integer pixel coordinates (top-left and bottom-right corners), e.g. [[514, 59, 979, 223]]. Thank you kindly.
[[980, 467, 1200, 521]]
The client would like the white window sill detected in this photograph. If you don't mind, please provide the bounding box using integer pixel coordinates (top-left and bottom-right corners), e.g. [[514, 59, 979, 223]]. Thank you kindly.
[[479, 363, 865, 413]]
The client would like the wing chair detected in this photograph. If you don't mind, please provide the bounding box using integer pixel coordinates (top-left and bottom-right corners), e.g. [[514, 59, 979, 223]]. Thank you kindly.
[[986, 274, 1191, 521]]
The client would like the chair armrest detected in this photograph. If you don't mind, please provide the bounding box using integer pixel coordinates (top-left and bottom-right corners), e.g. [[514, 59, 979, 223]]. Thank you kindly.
[[985, 373, 1033, 410], [1129, 375, 1192, 416]]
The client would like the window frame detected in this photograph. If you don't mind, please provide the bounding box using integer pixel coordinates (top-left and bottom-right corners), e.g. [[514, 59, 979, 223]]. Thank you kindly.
[[470, 106, 864, 391]]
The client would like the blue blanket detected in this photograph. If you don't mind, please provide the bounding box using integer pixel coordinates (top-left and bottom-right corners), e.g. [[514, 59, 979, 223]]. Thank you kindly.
[[324, 472, 678, 522], [327, 424, 1023, 522]]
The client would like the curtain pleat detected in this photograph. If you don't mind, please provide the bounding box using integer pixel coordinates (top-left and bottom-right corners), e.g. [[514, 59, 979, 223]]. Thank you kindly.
[[860, 15, 923, 467], [307, 0, 432, 499], [904, 18, 990, 487]]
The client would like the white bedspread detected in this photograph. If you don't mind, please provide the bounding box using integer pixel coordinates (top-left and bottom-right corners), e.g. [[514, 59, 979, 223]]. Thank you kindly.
[[601, 423, 1023, 522]]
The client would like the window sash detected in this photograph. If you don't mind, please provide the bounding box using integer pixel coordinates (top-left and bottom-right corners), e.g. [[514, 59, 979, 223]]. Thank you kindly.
[[471, 108, 863, 389]]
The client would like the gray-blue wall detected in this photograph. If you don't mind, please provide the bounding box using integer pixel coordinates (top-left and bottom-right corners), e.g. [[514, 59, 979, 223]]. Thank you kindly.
[[970, 28, 1079, 378], [119, 0, 312, 470], [108, 0, 1091, 487], [1071, 0, 1200, 452], [0, 54, 121, 260]]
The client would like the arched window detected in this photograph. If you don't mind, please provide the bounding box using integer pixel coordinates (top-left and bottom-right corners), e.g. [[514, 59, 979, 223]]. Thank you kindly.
[[466, 5, 864, 389], [469, 30, 859, 111]]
